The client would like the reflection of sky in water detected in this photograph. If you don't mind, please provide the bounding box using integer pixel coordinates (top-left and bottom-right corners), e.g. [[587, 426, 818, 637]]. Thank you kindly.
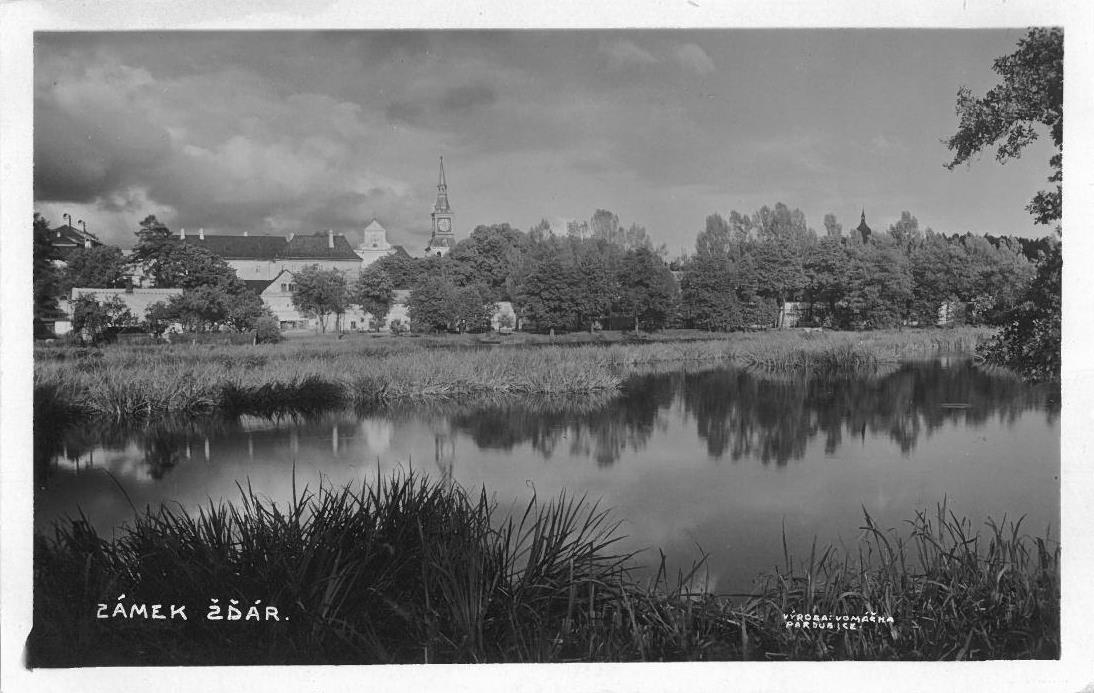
[[36, 361, 1059, 592]]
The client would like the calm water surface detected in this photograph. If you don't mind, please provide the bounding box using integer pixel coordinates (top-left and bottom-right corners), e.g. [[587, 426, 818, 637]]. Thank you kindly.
[[37, 359, 1059, 592]]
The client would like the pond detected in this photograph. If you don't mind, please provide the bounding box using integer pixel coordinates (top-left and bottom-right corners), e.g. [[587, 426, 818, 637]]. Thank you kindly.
[[36, 359, 1059, 593]]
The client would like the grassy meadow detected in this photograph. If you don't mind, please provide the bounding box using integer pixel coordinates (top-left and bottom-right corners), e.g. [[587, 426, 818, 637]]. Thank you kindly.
[[34, 327, 991, 424], [29, 471, 1058, 665]]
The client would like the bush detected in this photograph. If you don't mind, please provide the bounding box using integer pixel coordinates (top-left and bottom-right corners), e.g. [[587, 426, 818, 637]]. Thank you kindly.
[[255, 317, 284, 344]]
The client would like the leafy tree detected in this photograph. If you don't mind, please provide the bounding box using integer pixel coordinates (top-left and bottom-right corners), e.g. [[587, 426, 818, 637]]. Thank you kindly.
[[978, 238, 1060, 381], [33, 213, 62, 338], [373, 252, 422, 290], [146, 286, 270, 333], [60, 245, 129, 292], [517, 256, 587, 333], [72, 294, 136, 344], [350, 264, 395, 327], [887, 211, 925, 252], [803, 236, 852, 324], [590, 209, 621, 245], [616, 247, 678, 332], [945, 27, 1062, 225], [680, 254, 742, 331], [695, 213, 733, 259], [750, 238, 808, 312], [945, 28, 1062, 380], [447, 223, 528, 300], [130, 215, 242, 290], [223, 290, 272, 332], [449, 284, 495, 334], [291, 265, 348, 333], [823, 213, 843, 240], [408, 276, 458, 333], [837, 239, 913, 329], [622, 223, 653, 252], [908, 232, 972, 326]]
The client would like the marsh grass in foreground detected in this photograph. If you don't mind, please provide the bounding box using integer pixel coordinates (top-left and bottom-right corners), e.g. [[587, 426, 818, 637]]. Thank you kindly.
[[33, 328, 991, 424], [29, 472, 1057, 665]]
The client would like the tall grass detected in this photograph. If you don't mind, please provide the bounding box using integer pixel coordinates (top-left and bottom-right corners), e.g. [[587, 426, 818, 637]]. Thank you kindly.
[[29, 473, 1057, 665], [34, 329, 989, 425], [732, 327, 989, 376]]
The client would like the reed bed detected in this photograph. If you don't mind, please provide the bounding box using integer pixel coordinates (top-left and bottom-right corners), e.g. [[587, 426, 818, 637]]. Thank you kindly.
[[731, 327, 990, 376], [29, 473, 1057, 665], [33, 328, 988, 424]]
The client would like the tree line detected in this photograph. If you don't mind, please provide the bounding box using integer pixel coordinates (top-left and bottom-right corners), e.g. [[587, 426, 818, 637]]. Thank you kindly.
[[33, 203, 1047, 343]]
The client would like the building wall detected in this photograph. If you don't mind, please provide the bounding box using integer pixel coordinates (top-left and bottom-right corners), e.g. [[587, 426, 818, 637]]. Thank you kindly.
[[228, 258, 363, 281], [356, 247, 396, 267]]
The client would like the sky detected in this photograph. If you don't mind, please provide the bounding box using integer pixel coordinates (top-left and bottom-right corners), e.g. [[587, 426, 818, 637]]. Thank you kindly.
[[33, 29, 1060, 255]]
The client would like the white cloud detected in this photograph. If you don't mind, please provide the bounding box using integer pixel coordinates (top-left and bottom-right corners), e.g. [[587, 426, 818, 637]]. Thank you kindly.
[[599, 39, 659, 69], [674, 43, 715, 75]]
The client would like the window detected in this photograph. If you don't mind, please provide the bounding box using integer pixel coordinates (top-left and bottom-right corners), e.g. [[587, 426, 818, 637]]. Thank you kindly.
[[280, 283, 287, 292], [288, 283, 297, 292]]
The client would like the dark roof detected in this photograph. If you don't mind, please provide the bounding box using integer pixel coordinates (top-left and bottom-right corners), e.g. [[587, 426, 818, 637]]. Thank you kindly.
[[50, 224, 102, 249], [242, 279, 275, 295], [177, 232, 362, 261], [390, 245, 411, 259], [284, 233, 361, 260]]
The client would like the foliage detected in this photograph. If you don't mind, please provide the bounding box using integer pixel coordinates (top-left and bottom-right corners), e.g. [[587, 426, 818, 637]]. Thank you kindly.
[[447, 224, 528, 301], [978, 240, 1060, 382], [517, 256, 592, 333], [945, 27, 1062, 225], [616, 247, 679, 332], [350, 264, 395, 324], [147, 286, 271, 334], [679, 254, 742, 331], [373, 251, 422, 290], [254, 316, 284, 344], [130, 215, 242, 290], [945, 28, 1062, 381], [71, 294, 137, 344], [291, 265, 349, 333], [30, 476, 1058, 665], [33, 213, 63, 338], [408, 277, 458, 333], [60, 245, 129, 293]]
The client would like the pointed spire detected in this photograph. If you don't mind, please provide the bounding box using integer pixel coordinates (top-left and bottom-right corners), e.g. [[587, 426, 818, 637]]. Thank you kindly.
[[861, 208, 866, 224], [433, 155, 451, 214]]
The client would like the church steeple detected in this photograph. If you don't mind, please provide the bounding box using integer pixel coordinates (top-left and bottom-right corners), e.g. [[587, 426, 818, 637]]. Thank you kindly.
[[427, 156, 455, 256], [433, 156, 451, 214], [855, 209, 872, 244]]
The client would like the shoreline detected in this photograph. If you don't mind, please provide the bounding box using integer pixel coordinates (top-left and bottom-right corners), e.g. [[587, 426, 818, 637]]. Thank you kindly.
[[34, 327, 991, 425]]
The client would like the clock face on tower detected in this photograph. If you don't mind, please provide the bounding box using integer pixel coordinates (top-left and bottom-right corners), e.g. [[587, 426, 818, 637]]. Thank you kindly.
[[438, 218, 451, 232]]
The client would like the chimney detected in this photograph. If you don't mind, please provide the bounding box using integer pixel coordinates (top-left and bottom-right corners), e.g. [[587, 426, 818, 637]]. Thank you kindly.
[[243, 231, 249, 237], [199, 227, 205, 240], [328, 229, 334, 249], [180, 227, 186, 240]]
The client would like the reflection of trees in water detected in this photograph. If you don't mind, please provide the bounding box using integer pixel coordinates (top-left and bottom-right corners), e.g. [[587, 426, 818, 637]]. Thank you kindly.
[[683, 360, 1055, 466], [444, 378, 677, 467], [41, 360, 1056, 482]]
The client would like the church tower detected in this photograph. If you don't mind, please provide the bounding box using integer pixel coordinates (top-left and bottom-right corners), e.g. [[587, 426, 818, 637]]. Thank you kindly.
[[426, 157, 455, 256], [855, 209, 872, 244]]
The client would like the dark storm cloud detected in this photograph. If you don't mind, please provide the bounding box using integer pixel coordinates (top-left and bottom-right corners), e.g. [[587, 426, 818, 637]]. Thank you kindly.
[[31, 30, 1052, 250]]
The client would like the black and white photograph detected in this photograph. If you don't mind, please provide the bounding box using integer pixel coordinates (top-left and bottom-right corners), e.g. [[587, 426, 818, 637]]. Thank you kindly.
[[2, 1, 1092, 691]]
